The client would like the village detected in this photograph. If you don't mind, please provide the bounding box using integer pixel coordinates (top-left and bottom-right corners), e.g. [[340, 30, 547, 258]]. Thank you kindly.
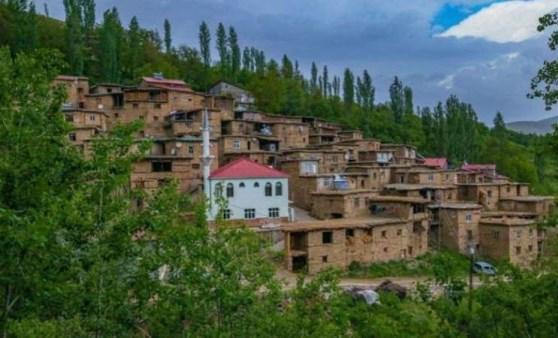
[[56, 74, 556, 275]]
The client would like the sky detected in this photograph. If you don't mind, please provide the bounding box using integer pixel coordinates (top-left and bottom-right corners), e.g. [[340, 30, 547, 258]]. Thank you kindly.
[[45, 0, 558, 124]]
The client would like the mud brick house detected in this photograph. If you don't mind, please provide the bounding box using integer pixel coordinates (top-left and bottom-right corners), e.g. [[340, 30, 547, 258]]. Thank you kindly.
[[424, 157, 448, 170], [429, 203, 483, 254], [383, 183, 458, 202], [345, 165, 391, 190], [310, 189, 379, 220], [207, 158, 291, 227], [498, 196, 555, 218], [63, 109, 108, 145], [337, 130, 364, 141], [208, 81, 256, 111], [479, 218, 542, 266], [283, 217, 427, 274], [55, 75, 89, 109], [457, 182, 530, 211], [380, 144, 420, 165]]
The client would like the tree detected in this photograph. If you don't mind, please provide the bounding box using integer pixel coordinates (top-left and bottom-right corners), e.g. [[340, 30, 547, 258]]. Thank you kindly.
[[310, 62, 318, 91], [322, 65, 329, 97], [228, 26, 240, 79], [123, 16, 141, 82], [404, 86, 413, 116], [389, 76, 404, 124], [98, 7, 123, 83], [216, 22, 229, 75], [163, 18, 172, 53], [199, 21, 211, 67], [361, 70, 375, 110], [343, 68, 355, 108], [63, 0, 84, 75], [529, 10, 558, 110]]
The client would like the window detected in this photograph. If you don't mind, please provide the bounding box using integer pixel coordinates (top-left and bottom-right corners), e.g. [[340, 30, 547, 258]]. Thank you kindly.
[[529, 229, 534, 238], [154, 103, 161, 109], [467, 230, 473, 240], [346, 229, 355, 239], [133, 103, 139, 109], [265, 182, 272, 196], [244, 208, 255, 219], [152, 161, 172, 172], [275, 182, 283, 196], [223, 209, 231, 220], [322, 231, 333, 244], [487, 190, 492, 198], [333, 156, 338, 163], [79, 102, 85, 109], [89, 114, 96, 121], [65, 114, 74, 122], [365, 229, 372, 236], [226, 183, 234, 197], [192, 163, 200, 169], [214, 183, 223, 197], [412, 204, 425, 214], [492, 231, 500, 240], [322, 256, 328, 263], [68, 133, 76, 142], [153, 116, 159, 121], [465, 212, 473, 222], [516, 246, 522, 254], [354, 198, 360, 207], [515, 230, 522, 239], [188, 146, 194, 155], [381, 230, 387, 238], [233, 139, 241, 149], [408, 246, 413, 255], [269, 207, 279, 218], [428, 173, 434, 181], [528, 245, 533, 252], [239, 182, 245, 188], [506, 186, 511, 193], [397, 229, 402, 236], [114, 113, 119, 118], [254, 182, 260, 188], [383, 247, 388, 253]]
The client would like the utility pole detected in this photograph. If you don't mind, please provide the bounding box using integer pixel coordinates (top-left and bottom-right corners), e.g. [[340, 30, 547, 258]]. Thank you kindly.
[[468, 243, 475, 315], [201, 109, 214, 210]]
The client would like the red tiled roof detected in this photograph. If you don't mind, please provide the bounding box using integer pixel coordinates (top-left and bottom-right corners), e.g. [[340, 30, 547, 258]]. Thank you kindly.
[[462, 164, 496, 171], [424, 158, 447, 168], [209, 158, 289, 179]]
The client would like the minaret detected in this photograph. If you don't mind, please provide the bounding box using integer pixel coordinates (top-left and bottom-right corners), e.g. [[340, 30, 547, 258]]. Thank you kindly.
[[201, 109, 214, 201]]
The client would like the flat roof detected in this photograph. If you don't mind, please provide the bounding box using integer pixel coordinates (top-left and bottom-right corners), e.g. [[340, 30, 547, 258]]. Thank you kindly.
[[368, 196, 430, 204], [479, 218, 536, 226], [428, 202, 482, 210], [311, 189, 377, 196], [282, 217, 407, 232], [384, 183, 456, 191], [500, 196, 555, 202], [481, 211, 538, 218]]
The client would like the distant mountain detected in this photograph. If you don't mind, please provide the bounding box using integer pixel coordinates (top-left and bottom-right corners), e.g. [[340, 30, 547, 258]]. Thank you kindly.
[[506, 115, 558, 135]]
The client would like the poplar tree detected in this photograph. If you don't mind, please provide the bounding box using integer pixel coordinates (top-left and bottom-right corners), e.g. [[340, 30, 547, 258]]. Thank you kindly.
[[322, 65, 329, 97], [63, 0, 84, 75], [228, 26, 240, 78], [404, 86, 414, 115], [310, 62, 318, 90], [99, 7, 123, 83], [198, 21, 211, 67], [242, 47, 251, 71], [343, 68, 354, 107], [216, 22, 229, 75], [361, 70, 375, 110], [164, 18, 172, 53], [389, 76, 404, 124], [124, 16, 141, 82]]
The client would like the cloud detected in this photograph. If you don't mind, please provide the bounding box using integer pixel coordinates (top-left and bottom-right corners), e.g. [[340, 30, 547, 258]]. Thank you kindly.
[[436, 0, 558, 43]]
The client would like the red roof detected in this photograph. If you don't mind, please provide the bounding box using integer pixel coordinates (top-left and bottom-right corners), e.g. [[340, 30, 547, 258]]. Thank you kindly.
[[142, 77, 186, 88], [424, 158, 447, 169], [461, 164, 496, 171], [209, 158, 289, 179]]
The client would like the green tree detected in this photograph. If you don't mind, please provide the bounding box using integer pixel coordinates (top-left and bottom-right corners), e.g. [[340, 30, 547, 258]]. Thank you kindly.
[[163, 18, 172, 53], [228, 26, 240, 79], [98, 7, 123, 83], [216, 22, 229, 76], [389, 76, 404, 124], [199, 21, 211, 67], [343, 68, 354, 108]]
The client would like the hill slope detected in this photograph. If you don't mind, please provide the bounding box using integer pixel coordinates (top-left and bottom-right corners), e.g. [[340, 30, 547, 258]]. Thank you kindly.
[[506, 115, 558, 135]]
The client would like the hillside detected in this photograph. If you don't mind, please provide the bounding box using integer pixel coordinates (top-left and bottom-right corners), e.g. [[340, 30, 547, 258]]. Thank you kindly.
[[506, 115, 558, 135]]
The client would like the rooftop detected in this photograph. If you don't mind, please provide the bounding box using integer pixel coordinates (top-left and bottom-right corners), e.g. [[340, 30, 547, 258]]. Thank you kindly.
[[384, 183, 456, 191], [311, 189, 376, 196], [500, 196, 555, 202], [282, 217, 407, 232], [428, 202, 482, 210], [209, 158, 289, 179], [479, 218, 536, 226], [368, 196, 430, 204], [424, 158, 447, 168]]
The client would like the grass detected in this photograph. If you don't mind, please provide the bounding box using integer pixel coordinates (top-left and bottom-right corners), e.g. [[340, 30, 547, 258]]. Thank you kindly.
[[345, 250, 475, 280]]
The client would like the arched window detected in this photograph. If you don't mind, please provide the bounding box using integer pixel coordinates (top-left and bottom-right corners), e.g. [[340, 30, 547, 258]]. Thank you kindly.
[[226, 183, 234, 197], [239, 182, 245, 188], [265, 182, 272, 196], [254, 182, 260, 188], [275, 182, 283, 196], [214, 183, 223, 197]]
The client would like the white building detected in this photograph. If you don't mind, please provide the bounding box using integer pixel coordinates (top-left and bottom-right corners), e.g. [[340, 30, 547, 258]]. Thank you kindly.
[[207, 158, 290, 225]]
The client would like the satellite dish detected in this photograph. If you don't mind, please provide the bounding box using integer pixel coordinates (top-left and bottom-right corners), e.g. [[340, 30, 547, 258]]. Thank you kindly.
[[344, 151, 350, 161], [175, 142, 182, 148]]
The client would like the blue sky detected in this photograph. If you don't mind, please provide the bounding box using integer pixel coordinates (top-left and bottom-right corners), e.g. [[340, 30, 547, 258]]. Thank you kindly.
[[45, 0, 558, 123]]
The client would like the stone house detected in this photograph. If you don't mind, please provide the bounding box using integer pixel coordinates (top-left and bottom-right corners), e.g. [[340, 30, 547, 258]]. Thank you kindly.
[[55, 75, 89, 109], [310, 189, 379, 219], [499, 196, 555, 218], [380, 144, 418, 165], [283, 217, 427, 274], [428, 203, 483, 254], [208, 81, 256, 111], [207, 158, 290, 227], [479, 218, 541, 266], [337, 131, 364, 141], [383, 183, 458, 203]]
